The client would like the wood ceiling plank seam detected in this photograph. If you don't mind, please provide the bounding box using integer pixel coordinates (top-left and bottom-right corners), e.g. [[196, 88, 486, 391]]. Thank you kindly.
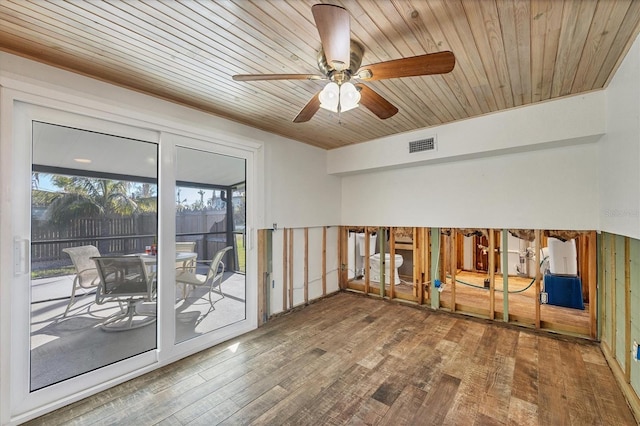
[[420, 0, 490, 115], [512, 0, 531, 105], [496, 0, 525, 107], [573, 0, 631, 92], [445, 0, 499, 112], [192, 0, 321, 73], [407, 0, 485, 117], [549, 0, 582, 98], [381, 0, 472, 121], [3, 1, 241, 98], [461, 0, 509, 110], [479, 0, 515, 109], [598, 0, 640, 88], [529, 0, 548, 103], [539, 0, 564, 101], [558, 0, 598, 96]]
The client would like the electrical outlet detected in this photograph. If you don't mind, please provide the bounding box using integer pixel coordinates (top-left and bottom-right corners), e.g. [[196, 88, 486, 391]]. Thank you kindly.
[[634, 341, 640, 362], [540, 292, 548, 304]]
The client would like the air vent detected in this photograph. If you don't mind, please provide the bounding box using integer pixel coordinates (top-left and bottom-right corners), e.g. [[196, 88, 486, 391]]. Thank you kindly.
[[409, 137, 436, 153]]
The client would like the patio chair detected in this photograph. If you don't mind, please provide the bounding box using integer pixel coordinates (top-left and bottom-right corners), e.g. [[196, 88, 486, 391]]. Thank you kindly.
[[176, 246, 232, 309], [92, 256, 156, 331], [62, 245, 101, 317]]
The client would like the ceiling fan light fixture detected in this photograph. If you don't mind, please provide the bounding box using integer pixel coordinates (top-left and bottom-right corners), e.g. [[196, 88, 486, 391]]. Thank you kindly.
[[319, 81, 339, 112], [339, 82, 360, 112]]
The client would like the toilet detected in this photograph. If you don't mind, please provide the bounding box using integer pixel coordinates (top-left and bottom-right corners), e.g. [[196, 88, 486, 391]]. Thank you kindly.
[[369, 253, 404, 285]]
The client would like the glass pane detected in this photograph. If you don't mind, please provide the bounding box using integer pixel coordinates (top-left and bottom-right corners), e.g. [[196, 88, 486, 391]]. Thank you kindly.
[[30, 122, 158, 391], [175, 146, 246, 343]]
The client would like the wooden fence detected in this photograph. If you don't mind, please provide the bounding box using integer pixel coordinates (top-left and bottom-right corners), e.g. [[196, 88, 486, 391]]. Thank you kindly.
[[32, 211, 226, 270]]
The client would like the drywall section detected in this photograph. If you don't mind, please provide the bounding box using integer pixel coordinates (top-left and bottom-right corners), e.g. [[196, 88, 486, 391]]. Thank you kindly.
[[263, 137, 341, 229], [327, 91, 605, 176], [340, 142, 598, 229], [601, 34, 640, 239]]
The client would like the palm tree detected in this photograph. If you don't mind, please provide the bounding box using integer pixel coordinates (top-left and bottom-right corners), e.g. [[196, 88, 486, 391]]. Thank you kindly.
[[33, 175, 157, 253]]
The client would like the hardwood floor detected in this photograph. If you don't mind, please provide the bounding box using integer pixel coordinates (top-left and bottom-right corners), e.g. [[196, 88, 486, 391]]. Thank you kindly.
[[26, 292, 635, 425]]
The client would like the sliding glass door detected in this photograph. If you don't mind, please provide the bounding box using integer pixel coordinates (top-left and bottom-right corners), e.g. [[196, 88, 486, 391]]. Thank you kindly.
[[30, 122, 158, 390], [174, 146, 246, 344]]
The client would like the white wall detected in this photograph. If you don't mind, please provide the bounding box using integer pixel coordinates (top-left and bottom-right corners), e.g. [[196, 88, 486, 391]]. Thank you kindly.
[[328, 91, 605, 175], [340, 142, 599, 229], [601, 36, 640, 239], [264, 138, 341, 229]]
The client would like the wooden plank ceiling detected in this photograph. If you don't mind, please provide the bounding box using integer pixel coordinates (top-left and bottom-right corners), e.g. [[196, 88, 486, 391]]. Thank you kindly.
[[1, 0, 639, 150]]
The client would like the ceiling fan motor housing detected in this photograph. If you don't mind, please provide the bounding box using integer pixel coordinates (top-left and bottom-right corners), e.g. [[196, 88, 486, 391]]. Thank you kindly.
[[317, 40, 365, 83]]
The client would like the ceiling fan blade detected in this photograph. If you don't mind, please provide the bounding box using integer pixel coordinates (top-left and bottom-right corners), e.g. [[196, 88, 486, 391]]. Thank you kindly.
[[312, 4, 351, 71], [233, 74, 325, 81], [293, 92, 321, 123], [357, 51, 455, 81], [355, 84, 398, 119]]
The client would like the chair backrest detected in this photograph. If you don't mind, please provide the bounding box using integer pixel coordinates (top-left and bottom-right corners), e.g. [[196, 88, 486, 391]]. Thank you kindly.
[[92, 256, 154, 304], [205, 246, 233, 283], [176, 241, 196, 253], [62, 245, 101, 288]]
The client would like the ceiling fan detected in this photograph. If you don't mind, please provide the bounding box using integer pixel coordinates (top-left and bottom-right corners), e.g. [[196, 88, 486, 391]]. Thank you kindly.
[[232, 3, 455, 123]]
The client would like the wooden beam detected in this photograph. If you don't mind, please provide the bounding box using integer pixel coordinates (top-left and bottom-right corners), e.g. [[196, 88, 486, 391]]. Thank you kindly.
[[364, 228, 370, 295], [588, 231, 597, 339], [431, 228, 441, 309], [489, 229, 495, 320], [625, 236, 631, 383], [611, 233, 617, 356], [502, 229, 509, 322], [379, 226, 385, 298], [424, 228, 430, 302], [304, 227, 309, 305], [283, 228, 288, 312], [289, 228, 294, 310], [322, 226, 327, 296], [257, 229, 266, 326], [450, 230, 456, 313], [389, 227, 396, 299], [413, 227, 419, 298], [417, 227, 424, 305], [535, 229, 541, 329], [339, 227, 347, 289]]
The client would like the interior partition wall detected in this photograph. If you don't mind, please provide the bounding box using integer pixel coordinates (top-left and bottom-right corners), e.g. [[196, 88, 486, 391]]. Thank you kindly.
[[0, 90, 258, 424]]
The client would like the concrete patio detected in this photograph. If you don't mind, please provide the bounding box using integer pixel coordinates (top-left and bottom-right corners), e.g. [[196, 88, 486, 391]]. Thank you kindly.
[[30, 271, 246, 391]]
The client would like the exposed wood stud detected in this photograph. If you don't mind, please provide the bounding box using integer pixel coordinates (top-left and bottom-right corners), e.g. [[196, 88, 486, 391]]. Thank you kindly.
[[535, 229, 541, 329], [289, 228, 294, 310], [451, 230, 456, 313], [322, 226, 327, 296], [257, 229, 266, 326], [283, 228, 288, 312], [588, 231, 597, 339], [611, 233, 617, 356], [489, 229, 495, 320], [389, 226, 396, 300], [304, 227, 309, 305], [625, 236, 631, 383], [364, 227, 370, 295], [502, 229, 509, 322]]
